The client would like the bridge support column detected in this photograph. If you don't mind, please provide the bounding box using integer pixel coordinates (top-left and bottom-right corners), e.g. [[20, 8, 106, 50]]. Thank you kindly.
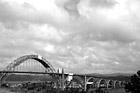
[[84, 75, 87, 91], [0, 79, 3, 87], [0, 80, 1, 87], [61, 68, 65, 91]]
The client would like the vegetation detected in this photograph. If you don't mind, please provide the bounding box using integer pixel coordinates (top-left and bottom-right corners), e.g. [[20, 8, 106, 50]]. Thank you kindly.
[[125, 70, 140, 93], [1, 82, 111, 93], [1, 73, 130, 93]]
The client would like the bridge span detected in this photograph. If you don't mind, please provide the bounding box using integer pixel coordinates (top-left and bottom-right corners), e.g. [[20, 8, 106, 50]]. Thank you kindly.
[[0, 54, 125, 91]]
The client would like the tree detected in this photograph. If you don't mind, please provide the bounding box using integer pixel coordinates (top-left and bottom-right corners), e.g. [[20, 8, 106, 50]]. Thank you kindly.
[[125, 70, 140, 93]]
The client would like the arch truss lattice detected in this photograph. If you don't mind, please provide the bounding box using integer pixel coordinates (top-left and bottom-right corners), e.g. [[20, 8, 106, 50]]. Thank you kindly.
[[0, 54, 56, 84]]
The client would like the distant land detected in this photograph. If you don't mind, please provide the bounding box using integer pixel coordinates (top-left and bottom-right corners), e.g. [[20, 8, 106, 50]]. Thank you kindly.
[[1, 73, 133, 82], [87, 73, 134, 81]]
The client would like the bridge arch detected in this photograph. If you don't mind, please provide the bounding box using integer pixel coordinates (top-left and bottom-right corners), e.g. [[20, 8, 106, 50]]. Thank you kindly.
[[119, 81, 124, 87], [114, 80, 120, 88], [0, 55, 56, 84], [87, 77, 96, 82], [106, 80, 114, 88], [86, 77, 96, 89], [68, 76, 84, 88], [96, 79, 107, 88]]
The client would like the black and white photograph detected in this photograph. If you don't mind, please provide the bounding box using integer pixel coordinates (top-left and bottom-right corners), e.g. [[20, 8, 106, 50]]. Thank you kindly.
[[0, 0, 140, 93]]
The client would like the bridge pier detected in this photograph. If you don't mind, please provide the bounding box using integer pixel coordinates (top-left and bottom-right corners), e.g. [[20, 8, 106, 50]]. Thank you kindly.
[[0, 54, 126, 91], [0, 80, 2, 87], [84, 75, 87, 91], [61, 68, 65, 91], [57, 68, 65, 90]]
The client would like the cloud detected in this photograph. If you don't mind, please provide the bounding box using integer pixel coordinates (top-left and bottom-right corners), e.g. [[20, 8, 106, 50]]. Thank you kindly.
[[89, 0, 117, 8], [0, 0, 69, 29], [56, 0, 80, 18], [44, 44, 56, 54], [0, 0, 140, 74]]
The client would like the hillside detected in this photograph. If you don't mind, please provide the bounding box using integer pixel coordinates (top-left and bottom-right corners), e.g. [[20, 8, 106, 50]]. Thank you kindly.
[[4, 73, 132, 82], [6, 74, 53, 82], [87, 73, 133, 81]]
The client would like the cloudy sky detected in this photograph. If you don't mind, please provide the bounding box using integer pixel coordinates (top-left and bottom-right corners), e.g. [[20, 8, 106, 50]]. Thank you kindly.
[[0, 0, 140, 74]]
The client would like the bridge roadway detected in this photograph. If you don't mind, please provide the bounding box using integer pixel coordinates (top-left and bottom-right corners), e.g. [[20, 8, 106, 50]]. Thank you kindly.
[[0, 71, 84, 76], [0, 70, 125, 91], [0, 54, 125, 91]]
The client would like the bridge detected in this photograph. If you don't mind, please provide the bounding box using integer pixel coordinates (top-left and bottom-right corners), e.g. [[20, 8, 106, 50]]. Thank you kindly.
[[0, 54, 125, 91]]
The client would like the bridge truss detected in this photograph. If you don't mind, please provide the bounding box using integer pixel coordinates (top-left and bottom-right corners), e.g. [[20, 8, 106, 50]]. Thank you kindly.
[[0, 54, 125, 90], [0, 55, 56, 84]]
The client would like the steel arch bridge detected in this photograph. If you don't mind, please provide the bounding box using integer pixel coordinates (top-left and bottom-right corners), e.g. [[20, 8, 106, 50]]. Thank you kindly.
[[0, 54, 125, 91], [0, 54, 56, 84]]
